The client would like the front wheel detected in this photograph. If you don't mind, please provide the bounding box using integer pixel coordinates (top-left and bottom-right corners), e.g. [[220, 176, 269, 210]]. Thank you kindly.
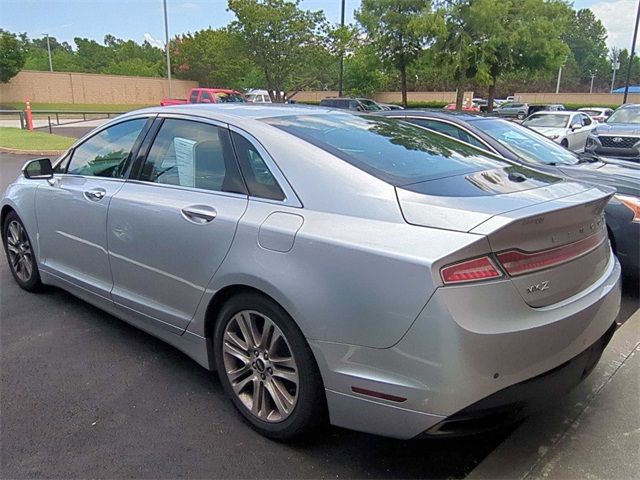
[[561, 138, 569, 148], [2, 211, 42, 291], [214, 292, 326, 440]]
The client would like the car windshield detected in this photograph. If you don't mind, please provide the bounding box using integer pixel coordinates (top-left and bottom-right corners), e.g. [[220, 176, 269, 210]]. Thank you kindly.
[[476, 119, 580, 166], [580, 109, 601, 116], [263, 114, 510, 185], [215, 93, 245, 103], [360, 100, 383, 111], [607, 106, 640, 124], [523, 114, 569, 128]]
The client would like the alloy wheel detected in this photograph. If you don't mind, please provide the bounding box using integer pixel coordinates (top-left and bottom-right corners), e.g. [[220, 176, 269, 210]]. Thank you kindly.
[[6, 220, 33, 283], [222, 310, 299, 423]]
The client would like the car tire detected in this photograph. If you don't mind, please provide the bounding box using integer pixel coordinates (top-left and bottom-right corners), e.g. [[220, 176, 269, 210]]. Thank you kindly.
[[214, 292, 327, 440], [561, 139, 569, 148], [2, 211, 43, 292]]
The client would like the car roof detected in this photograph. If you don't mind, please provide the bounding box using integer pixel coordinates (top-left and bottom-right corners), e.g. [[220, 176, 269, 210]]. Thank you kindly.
[[375, 109, 487, 123], [122, 103, 349, 123]]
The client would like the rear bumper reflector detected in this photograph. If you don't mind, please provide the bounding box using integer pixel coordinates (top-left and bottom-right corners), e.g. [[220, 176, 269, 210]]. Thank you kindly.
[[351, 387, 407, 403]]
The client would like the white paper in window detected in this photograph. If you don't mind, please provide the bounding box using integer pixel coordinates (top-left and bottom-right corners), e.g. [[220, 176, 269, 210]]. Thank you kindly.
[[174, 137, 198, 187]]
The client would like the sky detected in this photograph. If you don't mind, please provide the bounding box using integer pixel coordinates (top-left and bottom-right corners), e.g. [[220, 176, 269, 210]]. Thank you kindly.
[[0, 0, 638, 52]]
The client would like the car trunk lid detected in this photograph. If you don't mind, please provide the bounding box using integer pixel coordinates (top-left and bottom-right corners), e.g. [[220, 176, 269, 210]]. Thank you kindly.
[[396, 170, 614, 307]]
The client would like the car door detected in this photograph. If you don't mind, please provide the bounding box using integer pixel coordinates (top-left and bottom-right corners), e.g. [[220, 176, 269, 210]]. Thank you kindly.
[[107, 116, 249, 333], [35, 117, 150, 299], [403, 117, 490, 149], [578, 113, 595, 149]]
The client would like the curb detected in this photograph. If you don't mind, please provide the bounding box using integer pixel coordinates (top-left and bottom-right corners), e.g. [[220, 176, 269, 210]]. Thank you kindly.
[[0, 147, 66, 156], [468, 309, 640, 479]]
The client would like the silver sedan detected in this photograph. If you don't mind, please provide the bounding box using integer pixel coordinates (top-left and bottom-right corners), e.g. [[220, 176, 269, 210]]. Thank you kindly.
[[1, 105, 621, 440]]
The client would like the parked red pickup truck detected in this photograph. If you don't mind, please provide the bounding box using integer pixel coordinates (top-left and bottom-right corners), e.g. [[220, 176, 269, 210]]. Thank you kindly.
[[160, 88, 246, 106]]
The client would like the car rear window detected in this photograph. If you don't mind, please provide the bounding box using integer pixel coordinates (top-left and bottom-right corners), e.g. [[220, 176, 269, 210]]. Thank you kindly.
[[263, 114, 509, 185]]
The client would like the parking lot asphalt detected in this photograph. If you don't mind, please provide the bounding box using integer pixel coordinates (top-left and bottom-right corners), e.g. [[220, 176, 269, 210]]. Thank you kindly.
[[1, 152, 638, 478]]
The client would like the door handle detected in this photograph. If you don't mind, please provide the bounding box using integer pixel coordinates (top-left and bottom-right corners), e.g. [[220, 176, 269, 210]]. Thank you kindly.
[[181, 206, 217, 224], [84, 188, 107, 201]]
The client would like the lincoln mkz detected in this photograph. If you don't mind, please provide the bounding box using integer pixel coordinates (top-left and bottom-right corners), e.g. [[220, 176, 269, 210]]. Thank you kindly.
[[2, 105, 621, 439]]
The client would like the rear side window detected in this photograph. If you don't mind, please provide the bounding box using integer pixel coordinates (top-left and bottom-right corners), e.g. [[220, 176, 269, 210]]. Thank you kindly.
[[264, 114, 508, 185], [66, 119, 146, 178], [231, 132, 285, 201], [139, 119, 246, 194], [190, 90, 199, 102], [407, 118, 487, 149]]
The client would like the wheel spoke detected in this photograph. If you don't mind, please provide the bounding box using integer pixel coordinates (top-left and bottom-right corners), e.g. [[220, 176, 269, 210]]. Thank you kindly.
[[8, 222, 20, 244], [22, 256, 33, 279], [235, 312, 256, 349], [231, 372, 254, 395], [265, 378, 294, 418], [271, 365, 298, 386], [224, 329, 248, 352], [259, 321, 273, 350], [6, 243, 19, 254], [223, 341, 251, 364]]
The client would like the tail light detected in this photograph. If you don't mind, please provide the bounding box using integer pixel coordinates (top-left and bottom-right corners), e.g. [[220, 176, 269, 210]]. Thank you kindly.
[[441, 256, 503, 284], [441, 233, 606, 284], [496, 233, 605, 277], [615, 194, 640, 223]]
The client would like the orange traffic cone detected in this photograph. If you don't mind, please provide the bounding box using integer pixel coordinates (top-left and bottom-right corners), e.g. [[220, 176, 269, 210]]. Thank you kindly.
[[25, 100, 34, 131]]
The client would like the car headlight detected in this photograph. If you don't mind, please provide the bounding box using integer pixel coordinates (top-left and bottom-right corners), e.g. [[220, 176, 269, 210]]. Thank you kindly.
[[615, 194, 640, 223]]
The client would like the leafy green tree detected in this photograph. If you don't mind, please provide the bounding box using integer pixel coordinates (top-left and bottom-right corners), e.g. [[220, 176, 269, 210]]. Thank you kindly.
[[356, 0, 443, 107], [343, 45, 389, 95], [615, 49, 640, 90], [171, 28, 257, 88], [228, 0, 328, 101], [562, 8, 610, 91], [0, 30, 27, 83]]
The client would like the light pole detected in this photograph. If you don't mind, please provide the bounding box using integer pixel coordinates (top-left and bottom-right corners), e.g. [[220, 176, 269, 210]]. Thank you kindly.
[[623, 0, 640, 103], [338, 0, 345, 96], [163, 0, 173, 97], [590, 73, 596, 94], [611, 61, 620, 92], [43, 33, 53, 72]]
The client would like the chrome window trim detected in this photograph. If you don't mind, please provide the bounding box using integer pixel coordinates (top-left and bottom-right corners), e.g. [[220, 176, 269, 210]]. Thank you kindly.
[[389, 115, 500, 155], [228, 125, 303, 208], [125, 179, 249, 200]]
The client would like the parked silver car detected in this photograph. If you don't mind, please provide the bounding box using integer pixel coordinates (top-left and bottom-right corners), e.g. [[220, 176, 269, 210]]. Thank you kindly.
[[2, 105, 621, 440]]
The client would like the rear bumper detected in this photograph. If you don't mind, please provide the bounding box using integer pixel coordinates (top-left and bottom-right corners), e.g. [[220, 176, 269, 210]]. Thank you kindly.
[[421, 320, 616, 437], [311, 255, 621, 439]]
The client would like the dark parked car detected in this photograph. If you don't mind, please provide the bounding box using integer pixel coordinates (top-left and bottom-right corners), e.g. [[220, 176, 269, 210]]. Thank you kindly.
[[496, 102, 530, 119], [319, 97, 383, 112], [377, 110, 640, 276], [585, 104, 640, 162]]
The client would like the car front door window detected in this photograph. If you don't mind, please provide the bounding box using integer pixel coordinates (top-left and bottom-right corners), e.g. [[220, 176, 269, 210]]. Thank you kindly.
[[66, 119, 147, 178]]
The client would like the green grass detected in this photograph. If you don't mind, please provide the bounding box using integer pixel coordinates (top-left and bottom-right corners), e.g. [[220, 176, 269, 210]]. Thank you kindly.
[[2, 102, 152, 112], [0, 127, 76, 151]]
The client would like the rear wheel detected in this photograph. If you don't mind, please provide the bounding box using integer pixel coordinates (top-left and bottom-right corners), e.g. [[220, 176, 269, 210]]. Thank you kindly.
[[2, 211, 42, 291], [561, 138, 569, 148], [214, 292, 326, 439]]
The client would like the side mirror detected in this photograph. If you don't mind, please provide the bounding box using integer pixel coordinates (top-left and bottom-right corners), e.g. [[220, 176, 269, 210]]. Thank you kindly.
[[23, 158, 53, 179], [571, 123, 582, 131]]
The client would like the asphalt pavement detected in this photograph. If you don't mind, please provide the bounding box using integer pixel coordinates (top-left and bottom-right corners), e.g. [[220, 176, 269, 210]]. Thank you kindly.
[[0, 151, 638, 479]]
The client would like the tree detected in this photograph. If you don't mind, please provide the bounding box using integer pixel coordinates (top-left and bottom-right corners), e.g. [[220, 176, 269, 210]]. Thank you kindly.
[[0, 30, 27, 83], [171, 28, 257, 88], [344, 45, 390, 95], [228, 0, 329, 101], [356, 0, 443, 107], [562, 8, 609, 90]]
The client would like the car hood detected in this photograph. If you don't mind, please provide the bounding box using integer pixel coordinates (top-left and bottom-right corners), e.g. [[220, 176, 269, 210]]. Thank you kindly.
[[527, 126, 566, 136], [594, 123, 640, 135], [558, 162, 640, 197]]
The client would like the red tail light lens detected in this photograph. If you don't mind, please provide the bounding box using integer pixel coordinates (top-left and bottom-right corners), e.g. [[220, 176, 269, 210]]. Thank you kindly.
[[441, 256, 503, 284], [496, 233, 605, 276]]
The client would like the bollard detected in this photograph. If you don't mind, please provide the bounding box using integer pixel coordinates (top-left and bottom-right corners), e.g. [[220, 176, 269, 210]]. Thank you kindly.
[[48, 116, 52, 134], [25, 100, 34, 131]]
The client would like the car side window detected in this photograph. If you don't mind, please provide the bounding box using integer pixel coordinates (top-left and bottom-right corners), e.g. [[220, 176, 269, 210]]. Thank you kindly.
[[581, 114, 592, 126], [200, 91, 214, 103], [66, 119, 146, 178], [408, 118, 487, 149], [231, 131, 285, 201], [190, 90, 199, 102], [139, 119, 246, 194]]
